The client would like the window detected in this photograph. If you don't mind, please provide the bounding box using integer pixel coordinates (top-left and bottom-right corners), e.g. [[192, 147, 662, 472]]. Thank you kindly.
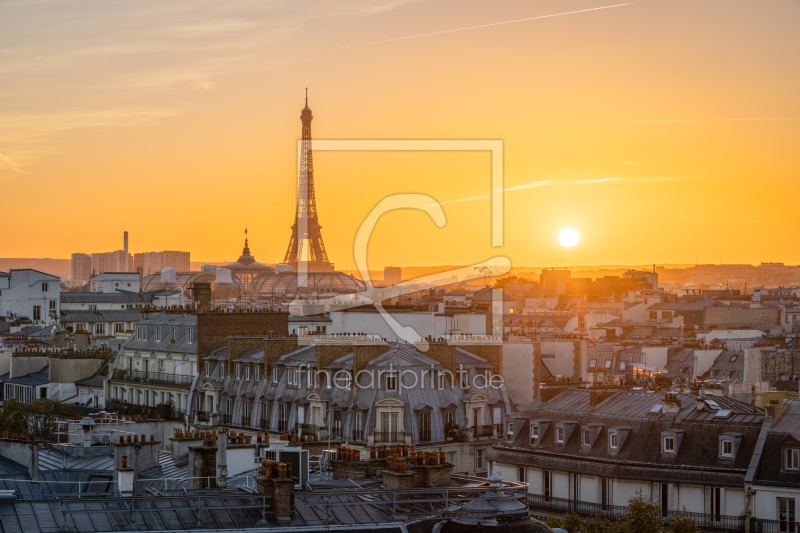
[[255, 366, 261, 382], [721, 440, 733, 457], [447, 451, 456, 464], [438, 372, 447, 390], [235, 364, 241, 380], [531, 425, 539, 446], [604, 360, 612, 368], [245, 365, 251, 380], [779, 498, 796, 532], [786, 448, 800, 470], [582, 429, 590, 446], [730, 355, 738, 362], [609, 433, 618, 449], [33, 306, 41, 321], [42, 282, 48, 292], [187, 328, 194, 344], [204, 362, 210, 377], [170, 326, 176, 341], [272, 367, 278, 383], [385, 372, 397, 391], [664, 436, 674, 453], [589, 360, 597, 369], [220, 363, 226, 378], [649, 311, 658, 320], [459, 371, 468, 388], [475, 448, 485, 471], [159, 358, 164, 369], [507, 422, 514, 435], [155, 327, 161, 342], [556, 427, 564, 443], [445, 410, 455, 428], [49, 300, 56, 312], [620, 362, 626, 371], [518, 466, 527, 483], [342, 372, 352, 390], [94, 323, 105, 335], [225, 398, 232, 415]]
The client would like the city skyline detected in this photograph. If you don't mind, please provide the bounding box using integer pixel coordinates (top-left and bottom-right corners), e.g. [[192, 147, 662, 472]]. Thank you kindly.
[[1, 0, 799, 269]]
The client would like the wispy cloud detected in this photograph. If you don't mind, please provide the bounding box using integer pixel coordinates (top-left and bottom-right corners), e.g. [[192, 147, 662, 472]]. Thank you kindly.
[[431, 176, 696, 207], [607, 118, 800, 123], [0, 153, 25, 174], [616, 161, 638, 165], [334, 3, 634, 49]]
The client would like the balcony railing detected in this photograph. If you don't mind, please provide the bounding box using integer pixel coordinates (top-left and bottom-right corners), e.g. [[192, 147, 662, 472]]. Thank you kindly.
[[352, 429, 365, 442], [472, 425, 494, 438], [197, 411, 209, 422], [753, 519, 800, 533], [260, 418, 269, 430], [527, 494, 745, 531], [242, 416, 251, 427], [221, 414, 232, 425], [374, 431, 406, 443], [296, 423, 318, 435], [331, 426, 343, 439], [419, 429, 432, 442], [278, 419, 288, 432], [112, 369, 193, 388]]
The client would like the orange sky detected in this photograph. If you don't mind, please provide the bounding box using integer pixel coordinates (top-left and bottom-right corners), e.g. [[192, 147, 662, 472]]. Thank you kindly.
[[1, 0, 798, 271]]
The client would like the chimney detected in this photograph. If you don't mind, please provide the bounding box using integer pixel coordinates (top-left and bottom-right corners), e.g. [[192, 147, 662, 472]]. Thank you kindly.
[[217, 429, 228, 488], [419, 340, 457, 376], [194, 281, 212, 313], [124, 231, 128, 255], [0, 432, 39, 481], [353, 341, 390, 377], [663, 392, 681, 414]]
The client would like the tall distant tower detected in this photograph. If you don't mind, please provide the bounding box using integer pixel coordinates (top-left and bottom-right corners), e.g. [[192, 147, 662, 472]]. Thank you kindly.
[[283, 90, 334, 272]]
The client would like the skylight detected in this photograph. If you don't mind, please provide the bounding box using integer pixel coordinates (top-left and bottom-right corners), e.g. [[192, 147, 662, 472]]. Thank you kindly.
[[650, 404, 663, 413], [714, 409, 732, 419], [706, 399, 720, 408]]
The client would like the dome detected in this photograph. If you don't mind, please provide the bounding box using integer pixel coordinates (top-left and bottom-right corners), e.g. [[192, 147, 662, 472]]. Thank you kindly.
[[253, 271, 366, 295], [249, 262, 270, 268], [225, 262, 245, 269]]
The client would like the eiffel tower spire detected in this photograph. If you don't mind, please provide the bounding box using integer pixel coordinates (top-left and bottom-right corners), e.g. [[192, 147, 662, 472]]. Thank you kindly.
[[283, 90, 334, 272]]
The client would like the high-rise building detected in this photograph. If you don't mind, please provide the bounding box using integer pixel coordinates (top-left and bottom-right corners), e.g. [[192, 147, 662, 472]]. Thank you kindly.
[[384, 266, 402, 285], [71, 253, 92, 282], [91, 250, 132, 275], [133, 250, 190, 274]]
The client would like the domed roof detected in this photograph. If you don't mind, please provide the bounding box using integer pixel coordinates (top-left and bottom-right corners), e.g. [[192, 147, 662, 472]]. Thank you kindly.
[[225, 262, 245, 268]]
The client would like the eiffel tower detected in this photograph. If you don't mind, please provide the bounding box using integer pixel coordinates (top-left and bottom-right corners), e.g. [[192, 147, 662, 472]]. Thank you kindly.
[[283, 90, 335, 272]]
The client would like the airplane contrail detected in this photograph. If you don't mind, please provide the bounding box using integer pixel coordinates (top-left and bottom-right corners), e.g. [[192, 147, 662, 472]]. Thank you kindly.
[[607, 118, 800, 123], [334, 3, 635, 49]]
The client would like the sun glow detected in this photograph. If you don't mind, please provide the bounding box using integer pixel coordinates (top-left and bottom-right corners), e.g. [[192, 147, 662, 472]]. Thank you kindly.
[[558, 228, 579, 247]]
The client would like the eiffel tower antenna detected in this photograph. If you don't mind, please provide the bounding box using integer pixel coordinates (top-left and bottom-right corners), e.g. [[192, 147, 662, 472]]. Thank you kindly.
[[283, 90, 334, 272]]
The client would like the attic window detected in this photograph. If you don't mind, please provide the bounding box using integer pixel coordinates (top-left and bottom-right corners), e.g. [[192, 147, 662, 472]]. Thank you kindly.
[[663, 436, 675, 453], [786, 448, 799, 470], [730, 355, 738, 362], [386, 372, 397, 391], [604, 360, 612, 369], [589, 360, 597, 369], [609, 433, 618, 449], [721, 440, 733, 457], [235, 364, 241, 380], [530, 425, 539, 446], [556, 427, 564, 443], [581, 429, 590, 446], [620, 362, 626, 371]]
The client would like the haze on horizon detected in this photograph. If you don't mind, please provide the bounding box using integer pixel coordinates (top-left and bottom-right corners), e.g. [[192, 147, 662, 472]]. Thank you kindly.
[[1, 0, 798, 270]]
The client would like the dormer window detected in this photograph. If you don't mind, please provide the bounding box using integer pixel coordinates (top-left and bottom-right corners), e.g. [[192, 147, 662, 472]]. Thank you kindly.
[[604, 360, 612, 369], [589, 360, 597, 369], [438, 372, 448, 390], [255, 366, 261, 381], [155, 327, 161, 342], [721, 440, 733, 457], [531, 425, 539, 446], [619, 362, 626, 371], [459, 371, 468, 389], [220, 364, 226, 378], [187, 328, 194, 344], [786, 448, 799, 470], [272, 367, 278, 383], [386, 372, 397, 391], [663, 436, 675, 453], [609, 433, 618, 449], [204, 362, 210, 377], [581, 429, 590, 446], [235, 364, 241, 380], [556, 427, 564, 443], [245, 365, 251, 380], [170, 326, 177, 342]]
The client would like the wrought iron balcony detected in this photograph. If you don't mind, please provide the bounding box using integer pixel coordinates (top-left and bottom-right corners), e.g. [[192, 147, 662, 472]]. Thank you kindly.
[[260, 418, 269, 430], [197, 411, 210, 423], [242, 416, 251, 427], [352, 429, 365, 442], [278, 419, 288, 432], [419, 429, 432, 442], [753, 518, 800, 533], [331, 427, 343, 439], [221, 414, 232, 425], [112, 369, 193, 388], [374, 431, 406, 443], [527, 494, 745, 531], [296, 423, 318, 435], [472, 425, 495, 438]]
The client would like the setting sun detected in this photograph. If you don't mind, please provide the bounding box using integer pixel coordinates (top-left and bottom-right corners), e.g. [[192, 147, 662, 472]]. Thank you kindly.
[[558, 228, 579, 248]]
